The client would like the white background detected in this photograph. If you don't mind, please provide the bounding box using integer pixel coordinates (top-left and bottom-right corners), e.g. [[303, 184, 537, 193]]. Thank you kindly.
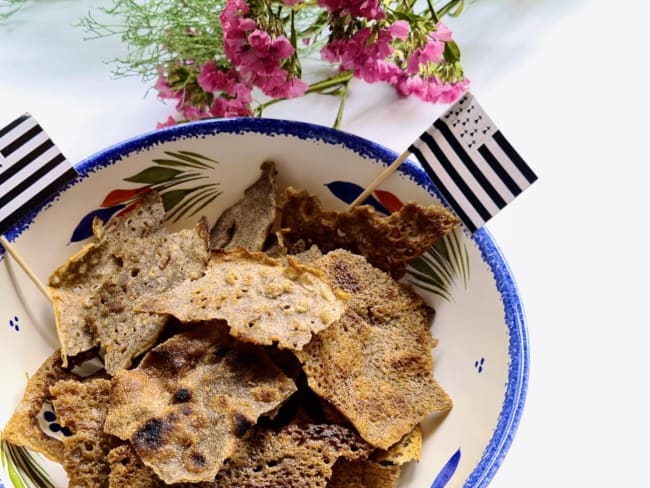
[[2, 0, 649, 486]]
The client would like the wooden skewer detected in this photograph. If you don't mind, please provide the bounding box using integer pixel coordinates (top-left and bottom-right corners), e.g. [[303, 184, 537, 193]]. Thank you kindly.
[[0, 235, 50, 299], [347, 149, 411, 209]]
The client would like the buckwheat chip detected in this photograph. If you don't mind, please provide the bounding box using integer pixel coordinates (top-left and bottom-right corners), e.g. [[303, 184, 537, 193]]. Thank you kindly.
[[214, 423, 371, 487], [295, 250, 452, 450], [107, 444, 213, 488], [137, 248, 347, 350], [48, 192, 210, 374], [210, 160, 277, 251], [104, 325, 297, 484], [279, 187, 459, 279], [1, 351, 76, 463], [50, 378, 116, 488]]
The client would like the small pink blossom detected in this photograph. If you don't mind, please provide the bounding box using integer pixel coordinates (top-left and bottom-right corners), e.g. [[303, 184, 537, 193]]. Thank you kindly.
[[437, 78, 470, 103], [248, 30, 295, 59], [178, 102, 210, 121], [317, 0, 384, 20], [155, 73, 179, 100], [395, 73, 468, 103], [210, 88, 254, 118], [432, 22, 453, 42], [406, 38, 445, 74], [320, 25, 403, 84], [387, 20, 410, 40], [156, 116, 177, 129], [198, 61, 241, 97]]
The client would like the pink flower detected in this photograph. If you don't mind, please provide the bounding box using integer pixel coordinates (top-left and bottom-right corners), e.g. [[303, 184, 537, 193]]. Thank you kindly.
[[264, 76, 309, 99], [156, 116, 177, 129], [155, 73, 179, 100], [317, 0, 384, 20], [387, 20, 410, 40], [221, 19, 306, 100], [210, 90, 254, 118], [437, 78, 470, 103], [197, 61, 221, 92], [198, 61, 241, 97], [321, 25, 404, 84], [432, 22, 453, 42], [406, 38, 445, 74], [248, 30, 295, 59], [395, 73, 468, 103], [178, 103, 210, 121]]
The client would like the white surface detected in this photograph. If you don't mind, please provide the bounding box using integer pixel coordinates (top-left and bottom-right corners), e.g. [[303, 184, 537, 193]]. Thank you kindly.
[[1, 0, 649, 486]]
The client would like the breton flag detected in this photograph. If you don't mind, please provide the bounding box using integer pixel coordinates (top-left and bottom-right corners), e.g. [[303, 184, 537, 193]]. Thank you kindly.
[[409, 93, 537, 233], [0, 114, 77, 235]]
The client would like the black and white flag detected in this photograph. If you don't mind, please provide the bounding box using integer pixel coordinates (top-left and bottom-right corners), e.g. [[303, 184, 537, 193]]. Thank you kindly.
[[0, 114, 77, 235], [409, 93, 537, 233]]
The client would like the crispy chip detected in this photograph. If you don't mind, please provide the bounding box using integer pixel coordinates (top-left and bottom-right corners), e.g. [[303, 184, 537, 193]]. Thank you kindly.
[[48, 192, 210, 373], [328, 425, 422, 488], [213, 423, 371, 487], [295, 250, 452, 450], [279, 187, 459, 278], [374, 424, 422, 465], [108, 444, 164, 488], [104, 324, 297, 484], [50, 378, 116, 487], [210, 160, 277, 251], [136, 248, 347, 350], [1, 350, 75, 463], [328, 459, 401, 488]]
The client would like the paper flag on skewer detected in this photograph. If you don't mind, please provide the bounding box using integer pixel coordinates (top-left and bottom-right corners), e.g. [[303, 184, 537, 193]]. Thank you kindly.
[[408, 92, 537, 233], [0, 114, 77, 235]]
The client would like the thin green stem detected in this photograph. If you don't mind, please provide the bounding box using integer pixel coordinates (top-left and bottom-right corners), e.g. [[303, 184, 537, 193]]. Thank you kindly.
[[333, 75, 351, 129], [426, 0, 440, 22], [436, 0, 463, 18], [304, 70, 353, 94], [254, 70, 354, 116]]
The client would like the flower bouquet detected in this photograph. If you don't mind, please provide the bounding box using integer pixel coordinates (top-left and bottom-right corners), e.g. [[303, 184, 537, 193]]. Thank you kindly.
[[79, 0, 470, 128]]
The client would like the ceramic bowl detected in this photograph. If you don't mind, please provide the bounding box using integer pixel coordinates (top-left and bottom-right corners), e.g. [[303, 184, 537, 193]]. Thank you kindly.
[[0, 118, 528, 488]]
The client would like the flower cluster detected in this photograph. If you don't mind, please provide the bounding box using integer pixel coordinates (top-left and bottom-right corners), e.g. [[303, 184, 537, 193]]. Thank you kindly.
[[81, 0, 469, 128]]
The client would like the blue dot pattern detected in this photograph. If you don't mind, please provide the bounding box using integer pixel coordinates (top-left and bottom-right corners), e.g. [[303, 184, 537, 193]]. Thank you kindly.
[[8, 315, 19, 331], [475, 357, 485, 373]]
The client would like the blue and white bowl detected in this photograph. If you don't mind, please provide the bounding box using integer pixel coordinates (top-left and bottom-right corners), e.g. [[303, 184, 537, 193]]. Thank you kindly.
[[0, 118, 528, 488]]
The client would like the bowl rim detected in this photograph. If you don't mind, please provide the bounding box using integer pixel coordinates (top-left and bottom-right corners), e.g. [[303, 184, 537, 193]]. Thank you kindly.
[[2, 117, 529, 488]]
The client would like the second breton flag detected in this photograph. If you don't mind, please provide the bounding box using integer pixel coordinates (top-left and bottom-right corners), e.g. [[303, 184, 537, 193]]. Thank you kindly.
[[409, 93, 537, 233]]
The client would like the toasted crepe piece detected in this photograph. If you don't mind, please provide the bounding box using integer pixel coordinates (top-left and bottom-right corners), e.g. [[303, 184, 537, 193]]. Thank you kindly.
[[295, 250, 452, 450], [108, 444, 165, 488], [328, 459, 401, 488], [213, 423, 371, 487], [1, 350, 76, 463], [210, 160, 277, 251], [50, 378, 115, 487], [375, 424, 422, 465], [328, 425, 422, 488], [48, 192, 210, 373], [96, 218, 210, 374], [279, 187, 459, 278], [49, 193, 166, 362], [108, 444, 213, 488], [137, 248, 347, 350], [104, 325, 297, 484]]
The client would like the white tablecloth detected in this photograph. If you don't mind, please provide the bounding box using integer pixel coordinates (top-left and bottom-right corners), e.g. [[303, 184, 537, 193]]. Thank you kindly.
[[2, 1, 649, 485]]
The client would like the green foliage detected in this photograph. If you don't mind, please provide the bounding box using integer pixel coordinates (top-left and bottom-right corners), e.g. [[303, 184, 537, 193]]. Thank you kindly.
[[0, 0, 27, 21], [78, 0, 226, 80]]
